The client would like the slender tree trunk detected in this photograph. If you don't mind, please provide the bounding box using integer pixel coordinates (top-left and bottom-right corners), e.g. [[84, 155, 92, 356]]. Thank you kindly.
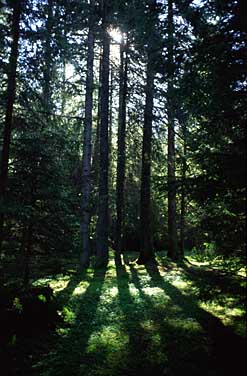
[[80, 0, 95, 268], [96, 0, 110, 267], [61, 57, 66, 114], [167, 0, 179, 260], [92, 50, 103, 206], [23, 223, 33, 285], [116, 42, 128, 265], [0, 0, 22, 250], [180, 121, 187, 257], [43, 0, 53, 113], [108, 64, 114, 236], [137, 51, 155, 265]]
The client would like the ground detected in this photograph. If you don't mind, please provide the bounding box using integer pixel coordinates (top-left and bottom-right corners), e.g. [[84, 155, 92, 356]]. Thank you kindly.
[[1, 251, 246, 376]]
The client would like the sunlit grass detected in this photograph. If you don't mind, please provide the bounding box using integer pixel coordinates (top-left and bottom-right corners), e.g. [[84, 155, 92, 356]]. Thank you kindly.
[[29, 250, 246, 376]]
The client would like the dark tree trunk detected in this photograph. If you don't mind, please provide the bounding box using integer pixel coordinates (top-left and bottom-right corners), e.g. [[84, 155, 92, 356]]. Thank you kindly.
[[0, 0, 22, 249], [116, 42, 128, 265], [108, 64, 114, 236], [96, 0, 110, 267], [137, 52, 155, 265], [23, 223, 33, 286], [180, 121, 187, 258], [167, 0, 179, 260], [137, 0, 157, 265], [80, 0, 95, 268]]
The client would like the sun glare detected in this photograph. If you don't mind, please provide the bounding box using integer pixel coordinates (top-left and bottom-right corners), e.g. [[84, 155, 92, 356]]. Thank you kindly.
[[109, 27, 123, 44]]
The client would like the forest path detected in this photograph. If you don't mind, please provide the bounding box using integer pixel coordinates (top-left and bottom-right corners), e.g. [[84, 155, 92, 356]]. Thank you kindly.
[[24, 252, 246, 376]]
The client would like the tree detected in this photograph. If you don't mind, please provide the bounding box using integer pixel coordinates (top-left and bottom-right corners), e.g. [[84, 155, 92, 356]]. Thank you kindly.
[[0, 0, 22, 250], [80, 0, 96, 268], [166, 0, 179, 260], [95, 0, 111, 267], [137, 0, 158, 265], [115, 39, 128, 264]]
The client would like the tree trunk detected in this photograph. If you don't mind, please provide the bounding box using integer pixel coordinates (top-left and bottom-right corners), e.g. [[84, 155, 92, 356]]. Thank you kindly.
[[43, 0, 53, 113], [108, 64, 114, 237], [80, 0, 95, 268], [95, 0, 110, 267], [91, 50, 103, 215], [116, 42, 128, 265], [137, 51, 155, 265], [23, 223, 33, 286], [167, 0, 179, 260], [0, 0, 22, 250], [180, 121, 187, 258]]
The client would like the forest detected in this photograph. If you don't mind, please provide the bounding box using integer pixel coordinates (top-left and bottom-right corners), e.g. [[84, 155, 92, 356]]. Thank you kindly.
[[0, 0, 246, 375]]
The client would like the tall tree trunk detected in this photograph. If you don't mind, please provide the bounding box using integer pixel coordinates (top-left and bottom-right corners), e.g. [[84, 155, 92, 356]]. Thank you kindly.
[[95, 0, 110, 267], [167, 0, 179, 260], [116, 42, 128, 265], [137, 51, 155, 265], [80, 0, 95, 268], [137, 0, 157, 265], [91, 50, 103, 213], [180, 120, 187, 258], [61, 57, 66, 115], [108, 64, 114, 237], [43, 0, 53, 113], [0, 0, 22, 250]]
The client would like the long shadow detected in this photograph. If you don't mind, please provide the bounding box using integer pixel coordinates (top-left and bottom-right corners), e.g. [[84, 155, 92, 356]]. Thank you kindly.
[[129, 264, 214, 376], [181, 260, 246, 303], [115, 261, 159, 376], [32, 266, 107, 376], [55, 268, 91, 306], [145, 262, 246, 376]]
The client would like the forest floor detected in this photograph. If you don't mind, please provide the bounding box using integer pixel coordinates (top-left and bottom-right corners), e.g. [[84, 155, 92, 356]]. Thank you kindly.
[[1, 251, 246, 376]]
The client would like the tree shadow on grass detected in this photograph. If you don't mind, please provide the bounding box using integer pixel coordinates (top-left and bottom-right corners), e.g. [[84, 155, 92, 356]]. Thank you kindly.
[[181, 260, 246, 304], [129, 264, 215, 376], [31, 266, 107, 376], [115, 261, 161, 376], [145, 262, 246, 376]]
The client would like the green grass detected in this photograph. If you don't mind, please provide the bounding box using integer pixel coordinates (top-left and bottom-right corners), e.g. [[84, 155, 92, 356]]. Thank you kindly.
[[8, 251, 246, 376]]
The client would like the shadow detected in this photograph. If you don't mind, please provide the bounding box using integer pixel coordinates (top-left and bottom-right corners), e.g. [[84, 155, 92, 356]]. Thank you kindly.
[[145, 262, 246, 376], [115, 261, 160, 376], [181, 260, 246, 303], [55, 268, 90, 306], [32, 266, 107, 376], [129, 264, 215, 376]]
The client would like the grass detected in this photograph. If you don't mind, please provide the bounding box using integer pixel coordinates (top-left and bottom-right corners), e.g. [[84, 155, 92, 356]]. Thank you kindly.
[[4, 250, 246, 376]]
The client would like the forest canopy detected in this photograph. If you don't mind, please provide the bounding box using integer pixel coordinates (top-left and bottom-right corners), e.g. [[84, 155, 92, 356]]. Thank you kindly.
[[0, 0, 246, 277]]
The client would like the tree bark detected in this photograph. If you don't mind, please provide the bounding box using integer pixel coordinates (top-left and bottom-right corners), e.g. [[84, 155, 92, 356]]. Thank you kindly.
[[137, 0, 157, 265], [180, 120, 187, 258], [116, 42, 128, 265], [95, 0, 110, 267], [108, 64, 114, 236], [80, 0, 95, 268], [0, 0, 22, 250], [91, 50, 103, 210], [137, 51, 155, 265], [167, 0, 179, 260]]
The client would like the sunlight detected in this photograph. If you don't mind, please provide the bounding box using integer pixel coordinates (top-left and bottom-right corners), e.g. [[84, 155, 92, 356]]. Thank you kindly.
[[72, 281, 90, 295], [108, 27, 123, 44], [65, 63, 75, 80]]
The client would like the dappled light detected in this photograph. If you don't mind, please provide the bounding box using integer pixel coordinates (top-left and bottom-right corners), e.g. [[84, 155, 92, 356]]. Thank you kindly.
[[0, 0, 245, 374], [2, 251, 242, 376]]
